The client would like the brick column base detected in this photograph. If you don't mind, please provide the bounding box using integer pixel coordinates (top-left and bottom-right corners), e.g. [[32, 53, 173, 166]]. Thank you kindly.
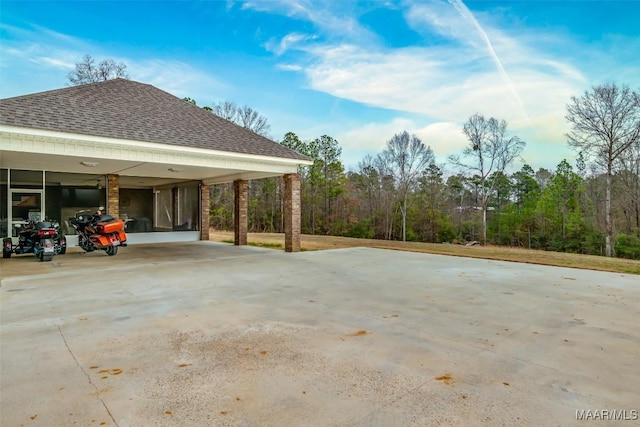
[[284, 173, 301, 252], [106, 174, 119, 218], [234, 180, 248, 245], [200, 183, 210, 241]]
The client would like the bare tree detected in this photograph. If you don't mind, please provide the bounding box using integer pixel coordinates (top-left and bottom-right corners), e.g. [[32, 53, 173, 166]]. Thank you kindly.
[[211, 101, 238, 121], [210, 101, 271, 137], [614, 144, 640, 234], [237, 105, 271, 137], [566, 83, 640, 257], [381, 131, 434, 241], [449, 114, 525, 244], [67, 54, 129, 85]]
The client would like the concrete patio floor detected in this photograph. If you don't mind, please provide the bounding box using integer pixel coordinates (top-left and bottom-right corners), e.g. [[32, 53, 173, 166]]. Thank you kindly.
[[1, 242, 638, 426]]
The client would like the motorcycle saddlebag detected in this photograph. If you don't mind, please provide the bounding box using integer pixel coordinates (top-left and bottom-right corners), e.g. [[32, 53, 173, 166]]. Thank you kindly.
[[97, 219, 124, 234]]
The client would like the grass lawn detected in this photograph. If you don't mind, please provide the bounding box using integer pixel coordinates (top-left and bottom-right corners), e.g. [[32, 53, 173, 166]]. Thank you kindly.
[[209, 230, 640, 275]]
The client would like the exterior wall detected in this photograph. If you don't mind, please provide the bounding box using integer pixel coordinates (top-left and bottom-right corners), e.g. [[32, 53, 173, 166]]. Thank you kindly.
[[107, 174, 119, 218], [200, 183, 209, 240], [284, 173, 301, 252], [234, 180, 248, 245]]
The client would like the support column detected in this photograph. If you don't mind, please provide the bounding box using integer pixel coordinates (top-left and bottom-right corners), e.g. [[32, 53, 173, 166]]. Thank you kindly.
[[284, 173, 301, 252], [200, 183, 210, 241], [234, 180, 248, 246], [106, 174, 119, 218]]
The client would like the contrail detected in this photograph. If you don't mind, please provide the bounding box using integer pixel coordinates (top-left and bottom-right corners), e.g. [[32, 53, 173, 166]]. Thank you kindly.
[[448, 0, 529, 122]]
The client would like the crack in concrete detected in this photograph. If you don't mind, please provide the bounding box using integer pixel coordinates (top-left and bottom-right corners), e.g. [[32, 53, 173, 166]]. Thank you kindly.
[[57, 325, 120, 427]]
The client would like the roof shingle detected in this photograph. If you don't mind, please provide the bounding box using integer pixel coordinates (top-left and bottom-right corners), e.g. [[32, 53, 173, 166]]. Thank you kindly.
[[0, 79, 309, 161]]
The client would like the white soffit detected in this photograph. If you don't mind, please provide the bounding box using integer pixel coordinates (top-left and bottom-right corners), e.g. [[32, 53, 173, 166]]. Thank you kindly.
[[0, 125, 312, 174]]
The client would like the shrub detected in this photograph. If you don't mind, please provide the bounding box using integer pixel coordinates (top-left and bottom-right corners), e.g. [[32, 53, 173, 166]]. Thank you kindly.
[[615, 233, 640, 260]]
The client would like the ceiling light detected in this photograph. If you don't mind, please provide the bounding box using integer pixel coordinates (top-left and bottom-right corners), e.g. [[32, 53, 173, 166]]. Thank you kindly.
[[168, 167, 184, 173], [81, 161, 99, 167]]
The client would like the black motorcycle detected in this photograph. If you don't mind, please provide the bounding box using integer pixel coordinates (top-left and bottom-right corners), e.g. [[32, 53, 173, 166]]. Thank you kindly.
[[2, 219, 67, 262]]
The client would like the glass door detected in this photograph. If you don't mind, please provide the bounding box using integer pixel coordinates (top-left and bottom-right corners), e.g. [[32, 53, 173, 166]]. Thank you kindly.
[[154, 188, 173, 231], [10, 190, 43, 237]]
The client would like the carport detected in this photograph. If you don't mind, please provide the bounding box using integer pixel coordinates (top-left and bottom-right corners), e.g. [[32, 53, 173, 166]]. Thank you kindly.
[[0, 79, 311, 251]]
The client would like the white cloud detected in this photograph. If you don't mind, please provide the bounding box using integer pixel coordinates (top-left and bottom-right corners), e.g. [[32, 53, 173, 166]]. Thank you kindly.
[[265, 32, 316, 55], [405, 1, 481, 48], [414, 122, 468, 157], [38, 56, 75, 70], [333, 117, 413, 168], [299, 42, 582, 126], [332, 118, 470, 169], [259, 0, 590, 170], [129, 59, 225, 102], [0, 24, 226, 103], [337, 117, 416, 151], [277, 63, 303, 72], [242, 0, 379, 45]]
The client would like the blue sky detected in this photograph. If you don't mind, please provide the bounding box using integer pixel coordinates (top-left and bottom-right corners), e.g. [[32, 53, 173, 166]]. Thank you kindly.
[[1, 0, 639, 172]]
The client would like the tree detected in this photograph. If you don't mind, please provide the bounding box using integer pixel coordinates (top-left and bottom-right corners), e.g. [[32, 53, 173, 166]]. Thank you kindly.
[[279, 132, 345, 234], [512, 165, 540, 208], [353, 155, 395, 239], [509, 164, 541, 248], [414, 163, 451, 242], [68, 54, 129, 85], [211, 101, 237, 121], [487, 170, 513, 243], [445, 174, 466, 238], [314, 135, 345, 233], [203, 101, 274, 232], [210, 101, 271, 137], [614, 141, 640, 234], [237, 105, 271, 137], [449, 114, 525, 244], [380, 131, 434, 241], [536, 160, 586, 252], [566, 83, 640, 256]]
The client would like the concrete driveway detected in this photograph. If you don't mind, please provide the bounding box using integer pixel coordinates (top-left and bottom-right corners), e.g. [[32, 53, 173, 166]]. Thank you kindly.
[[1, 242, 638, 426]]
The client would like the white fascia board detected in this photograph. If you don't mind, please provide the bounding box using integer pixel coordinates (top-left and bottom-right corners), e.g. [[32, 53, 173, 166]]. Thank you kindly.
[[203, 171, 286, 185], [0, 125, 313, 168]]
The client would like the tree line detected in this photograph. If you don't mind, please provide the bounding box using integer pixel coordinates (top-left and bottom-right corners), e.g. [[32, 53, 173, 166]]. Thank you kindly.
[[67, 56, 640, 258], [206, 84, 640, 260]]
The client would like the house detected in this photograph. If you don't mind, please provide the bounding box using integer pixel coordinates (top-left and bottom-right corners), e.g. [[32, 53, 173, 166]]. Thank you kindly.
[[0, 79, 311, 251]]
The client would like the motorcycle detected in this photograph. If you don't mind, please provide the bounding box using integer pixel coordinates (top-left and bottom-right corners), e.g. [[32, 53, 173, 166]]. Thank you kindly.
[[2, 219, 67, 262], [70, 208, 127, 256]]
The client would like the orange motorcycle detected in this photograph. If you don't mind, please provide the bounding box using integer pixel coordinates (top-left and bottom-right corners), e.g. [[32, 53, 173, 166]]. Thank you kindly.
[[70, 208, 127, 256]]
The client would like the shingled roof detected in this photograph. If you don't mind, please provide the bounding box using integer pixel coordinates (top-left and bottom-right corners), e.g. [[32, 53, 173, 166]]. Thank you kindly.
[[0, 79, 309, 161]]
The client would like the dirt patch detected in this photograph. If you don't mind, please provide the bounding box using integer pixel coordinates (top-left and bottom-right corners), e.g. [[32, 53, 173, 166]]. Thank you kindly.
[[435, 374, 454, 385]]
